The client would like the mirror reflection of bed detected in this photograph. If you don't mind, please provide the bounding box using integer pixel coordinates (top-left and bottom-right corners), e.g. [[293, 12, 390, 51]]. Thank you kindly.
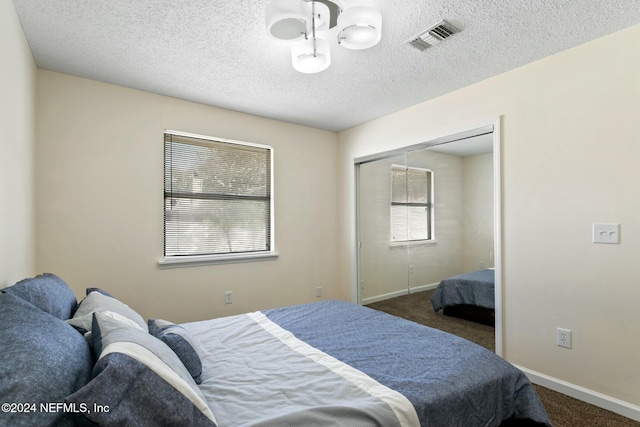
[[431, 267, 495, 327], [358, 129, 497, 351]]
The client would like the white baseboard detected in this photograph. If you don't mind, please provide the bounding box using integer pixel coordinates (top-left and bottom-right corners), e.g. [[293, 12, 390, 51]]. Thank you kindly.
[[411, 282, 439, 293], [361, 283, 439, 305], [515, 365, 640, 422]]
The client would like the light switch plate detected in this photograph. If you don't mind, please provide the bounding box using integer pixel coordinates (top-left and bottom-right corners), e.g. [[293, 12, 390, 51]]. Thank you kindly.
[[592, 223, 620, 244]]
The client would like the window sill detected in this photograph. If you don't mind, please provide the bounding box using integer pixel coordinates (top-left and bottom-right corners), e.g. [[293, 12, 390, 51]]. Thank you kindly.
[[158, 251, 279, 269], [389, 240, 437, 249]]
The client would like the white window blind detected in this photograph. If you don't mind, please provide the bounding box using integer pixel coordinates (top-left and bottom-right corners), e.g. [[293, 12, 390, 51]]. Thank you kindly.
[[391, 165, 433, 242], [164, 132, 273, 258]]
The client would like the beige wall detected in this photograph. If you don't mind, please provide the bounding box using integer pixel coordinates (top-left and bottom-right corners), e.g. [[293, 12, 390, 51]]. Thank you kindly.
[[462, 153, 493, 272], [0, 1, 36, 287], [338, 25, 640, 409], [35, 71, 339, 322]]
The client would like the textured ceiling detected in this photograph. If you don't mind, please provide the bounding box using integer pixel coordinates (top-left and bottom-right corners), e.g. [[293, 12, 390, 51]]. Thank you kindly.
[[12, 0, 640, 132]]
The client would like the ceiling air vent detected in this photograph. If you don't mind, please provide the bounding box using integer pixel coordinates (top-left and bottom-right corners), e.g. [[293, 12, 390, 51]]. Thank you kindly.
[[407, 20, 460, 51]]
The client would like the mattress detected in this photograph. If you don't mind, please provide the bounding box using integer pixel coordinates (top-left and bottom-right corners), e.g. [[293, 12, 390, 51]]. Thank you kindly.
[[431, 268, 495, 312], [182, 300, 551, 427]]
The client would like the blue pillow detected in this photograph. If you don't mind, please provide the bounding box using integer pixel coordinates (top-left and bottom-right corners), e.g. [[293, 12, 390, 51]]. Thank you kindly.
[[149, 319, 203, 384], [0, 292, 93, 427], [4, 273, 77, 320], [66, 312, 217, 427]]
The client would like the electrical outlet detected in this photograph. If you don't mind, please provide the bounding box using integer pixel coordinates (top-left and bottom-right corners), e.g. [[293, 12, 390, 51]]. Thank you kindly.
[[224, 291, 233, 304], [557, 328, 572, 349], [316, 287, 322, 298]]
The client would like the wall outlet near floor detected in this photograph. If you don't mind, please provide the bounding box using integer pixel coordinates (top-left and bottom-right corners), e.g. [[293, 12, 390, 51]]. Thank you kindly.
[[557, 328, 572, 349], [224, 291, 233, 304], [315, 287, 322, 298]]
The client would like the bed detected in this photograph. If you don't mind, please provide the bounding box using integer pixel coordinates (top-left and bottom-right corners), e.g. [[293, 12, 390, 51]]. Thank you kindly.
[[430, 268, 496, 326], [1, 273, 551, 427]]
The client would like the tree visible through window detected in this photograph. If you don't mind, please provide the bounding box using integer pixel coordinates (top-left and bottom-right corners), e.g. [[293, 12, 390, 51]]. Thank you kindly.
[[390, 165, 433, 242], [164, 131, 273, 258]]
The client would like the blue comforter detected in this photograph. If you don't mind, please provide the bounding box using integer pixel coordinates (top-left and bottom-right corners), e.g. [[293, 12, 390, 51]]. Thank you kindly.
[[431, 268, 495, 312], [265, 300, 551, 427]]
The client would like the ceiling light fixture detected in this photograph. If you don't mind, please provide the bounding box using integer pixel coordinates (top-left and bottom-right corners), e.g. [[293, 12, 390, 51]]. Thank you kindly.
[[265, 0, 382, 74]]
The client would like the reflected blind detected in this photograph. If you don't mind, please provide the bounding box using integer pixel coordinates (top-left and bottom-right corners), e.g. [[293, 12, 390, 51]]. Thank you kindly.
[[164, 132, 272, 257], [391, 165, 432, 242]]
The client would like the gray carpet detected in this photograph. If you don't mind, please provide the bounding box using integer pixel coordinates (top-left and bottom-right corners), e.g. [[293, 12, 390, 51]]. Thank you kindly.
[[366, 289, 639, 427]]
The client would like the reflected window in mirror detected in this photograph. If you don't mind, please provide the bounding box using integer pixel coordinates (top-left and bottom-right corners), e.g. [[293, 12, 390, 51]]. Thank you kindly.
[[390, 165, 433, 243]]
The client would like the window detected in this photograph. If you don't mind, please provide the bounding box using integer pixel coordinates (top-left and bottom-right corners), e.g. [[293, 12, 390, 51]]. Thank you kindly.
[[162, 131, 275, 265], [390, 165, 433, 242]]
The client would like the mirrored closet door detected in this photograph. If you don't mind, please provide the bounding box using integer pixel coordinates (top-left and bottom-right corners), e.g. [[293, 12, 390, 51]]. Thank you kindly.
[[357, 151, 411, 316], [356, 126, 499, 352]]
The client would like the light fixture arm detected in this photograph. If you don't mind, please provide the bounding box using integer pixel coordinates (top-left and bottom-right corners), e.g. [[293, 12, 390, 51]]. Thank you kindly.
[[309, 0, 342, 30], [311, 1, 317, 58]]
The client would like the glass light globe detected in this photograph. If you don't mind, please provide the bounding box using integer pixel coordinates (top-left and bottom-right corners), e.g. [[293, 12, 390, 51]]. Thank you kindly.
[[291, 37, 331, 73], [265, 0, 310, 41], [337, 6, 382, 50]]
